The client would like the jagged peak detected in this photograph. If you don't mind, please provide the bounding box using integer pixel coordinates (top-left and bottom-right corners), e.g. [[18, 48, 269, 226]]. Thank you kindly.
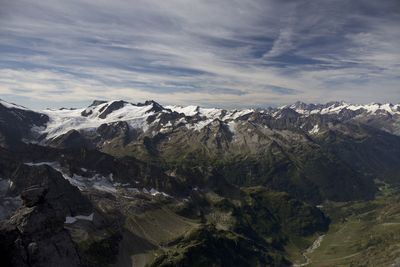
[[284, 100, 400, 116], [324, 100, 347, 107], [98, 100, 128, 119], [89, 100, 108, 107], [165, 105, 201, 117], [5, 98, 399, 145], [273, 107, 301, 119], [142, 100, 162, 107], [137, 100, 164, 113], [84, 99, 164, 110]]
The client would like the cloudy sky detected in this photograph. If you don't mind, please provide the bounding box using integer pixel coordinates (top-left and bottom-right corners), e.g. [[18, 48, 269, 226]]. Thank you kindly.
[[0, 0, 399, 109]]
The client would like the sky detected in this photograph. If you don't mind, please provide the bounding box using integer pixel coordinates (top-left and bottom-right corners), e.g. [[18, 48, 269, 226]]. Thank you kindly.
[[0, 0, 399, 109]]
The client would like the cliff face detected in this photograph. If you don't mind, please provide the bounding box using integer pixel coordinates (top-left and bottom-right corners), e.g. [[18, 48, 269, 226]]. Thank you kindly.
[[0, 186, 83, 267]]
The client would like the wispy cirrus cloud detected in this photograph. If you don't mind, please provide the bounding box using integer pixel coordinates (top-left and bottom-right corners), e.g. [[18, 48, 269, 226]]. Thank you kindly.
[[0, 0, 399, 109]]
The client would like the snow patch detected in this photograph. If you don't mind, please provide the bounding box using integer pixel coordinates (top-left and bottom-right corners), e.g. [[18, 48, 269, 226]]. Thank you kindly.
[[223, 109, 253, 120], [199, 107, 223, 119], [167, 104, 254, 121], [166, 105, 199, 116], [186, 119, 213, 131], [126, 187, 169, 197], [289, 102, 400, 116], [65, 213, 94, 224], [149, 188, 170, 197], [164, 121, 173, 127], [309, 124, 320, 134], [0, 99, 29, 110], [24, 162, 117, 193], [0, 177, 21, 220], [38, 101, 155, 140], [227, 121, 236, 134], [0, 178, 11, 196]]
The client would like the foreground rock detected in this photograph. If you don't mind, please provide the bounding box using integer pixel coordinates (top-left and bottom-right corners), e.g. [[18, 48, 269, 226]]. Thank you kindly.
[[0, 186, 83, 267]]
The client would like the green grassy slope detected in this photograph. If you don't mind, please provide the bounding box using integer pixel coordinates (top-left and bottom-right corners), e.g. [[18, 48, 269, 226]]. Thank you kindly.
[[295, 185, 400, 267]]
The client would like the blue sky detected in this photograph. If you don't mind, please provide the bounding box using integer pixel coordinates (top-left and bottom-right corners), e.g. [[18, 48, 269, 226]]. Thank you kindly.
[[0, 0, 399, 109]]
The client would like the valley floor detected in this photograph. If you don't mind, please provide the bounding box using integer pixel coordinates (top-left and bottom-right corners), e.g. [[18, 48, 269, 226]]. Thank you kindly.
[[290, 185, 400, 267]]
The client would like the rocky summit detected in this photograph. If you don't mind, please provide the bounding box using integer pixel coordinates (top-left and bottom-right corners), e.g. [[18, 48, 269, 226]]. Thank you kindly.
[[1, 98, 400, 266]]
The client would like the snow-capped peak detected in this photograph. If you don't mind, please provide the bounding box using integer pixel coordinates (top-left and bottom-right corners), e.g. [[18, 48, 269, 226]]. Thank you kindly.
[[166, 105, 200, 117], [0, 99, 29, 110], [285, 101, 400, 116], [2, 98, 398, 142], [165, 105, 255, 121], [40, 100, 158, 140]]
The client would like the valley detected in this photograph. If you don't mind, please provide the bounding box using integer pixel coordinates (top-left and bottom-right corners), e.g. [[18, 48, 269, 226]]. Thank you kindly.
[[290, 185, 400, 267]]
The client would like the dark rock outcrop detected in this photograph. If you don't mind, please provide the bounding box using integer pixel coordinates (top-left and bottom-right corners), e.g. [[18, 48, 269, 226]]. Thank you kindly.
[[9, 163, 92, 215], [0, 103, 48, 148], [0, 187, 83, 267], [98, 101, 126, 119]]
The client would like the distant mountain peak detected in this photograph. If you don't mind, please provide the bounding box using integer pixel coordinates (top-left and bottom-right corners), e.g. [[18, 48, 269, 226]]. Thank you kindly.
[[138, 100, 164, 113], [284, 101, 400, 116], [0, 98, 29, 110], [89, 100, 108, 107]]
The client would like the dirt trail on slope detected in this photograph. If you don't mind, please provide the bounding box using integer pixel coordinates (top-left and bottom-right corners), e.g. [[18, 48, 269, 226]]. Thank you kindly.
[[293, 235, 325, 267]]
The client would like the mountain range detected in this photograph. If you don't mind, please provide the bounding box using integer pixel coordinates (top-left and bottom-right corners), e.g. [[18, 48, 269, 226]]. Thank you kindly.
[[1, 98, 400, 266]]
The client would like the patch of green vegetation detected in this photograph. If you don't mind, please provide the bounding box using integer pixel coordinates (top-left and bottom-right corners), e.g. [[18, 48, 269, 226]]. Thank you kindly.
[[78, 232, 122, 267], [154, 142, 377, 204], [124, 207, 198, 245], [148, 224, 290, 267], [242, 187, 330, 237], [302, 186, 400, 267], [145, 186, 330, 267]]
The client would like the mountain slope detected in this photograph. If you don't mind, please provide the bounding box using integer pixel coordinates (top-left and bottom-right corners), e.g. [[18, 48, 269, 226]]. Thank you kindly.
[[1, 99, 400, 203], [1, 98, 400, 266]]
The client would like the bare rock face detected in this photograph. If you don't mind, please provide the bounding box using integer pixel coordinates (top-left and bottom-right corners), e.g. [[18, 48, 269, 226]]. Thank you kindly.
[[20, 186, 48, 207], [98, 100, 127, 119], [49, 129, 90, 149], [9, 164, 93, 215], [0, 102, 48, 148], [0, 186, 83, 267]]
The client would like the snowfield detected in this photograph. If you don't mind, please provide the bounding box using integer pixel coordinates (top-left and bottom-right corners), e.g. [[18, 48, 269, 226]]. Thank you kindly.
[[1, 98, 399, 143]]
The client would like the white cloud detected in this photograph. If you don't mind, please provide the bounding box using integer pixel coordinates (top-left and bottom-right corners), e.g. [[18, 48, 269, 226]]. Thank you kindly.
[[0, 0, 399, 108]]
